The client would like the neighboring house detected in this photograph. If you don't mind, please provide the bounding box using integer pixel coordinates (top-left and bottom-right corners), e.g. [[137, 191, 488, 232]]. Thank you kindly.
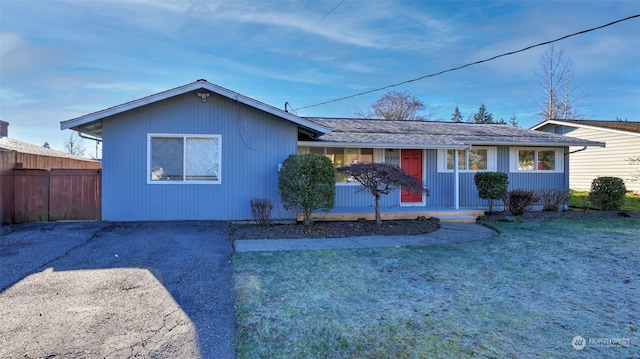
[[532, 119, 640, 193], [61, 80, 603, 222], [0, 123, 96, 164]]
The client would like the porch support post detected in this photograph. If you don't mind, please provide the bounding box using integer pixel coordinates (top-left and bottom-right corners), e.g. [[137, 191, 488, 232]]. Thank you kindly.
[[453, 149, 460, 209]]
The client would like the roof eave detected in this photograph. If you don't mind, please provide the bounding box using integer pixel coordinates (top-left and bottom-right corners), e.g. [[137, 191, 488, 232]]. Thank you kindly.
[[298, 141, 471, 149], [61, 80, 331, 137], [468, 140, 606, 147], [531, 119, 640, 136]]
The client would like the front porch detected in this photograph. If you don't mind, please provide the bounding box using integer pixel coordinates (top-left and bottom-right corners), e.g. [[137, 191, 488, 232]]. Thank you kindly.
[[298, 206, 486, 224]]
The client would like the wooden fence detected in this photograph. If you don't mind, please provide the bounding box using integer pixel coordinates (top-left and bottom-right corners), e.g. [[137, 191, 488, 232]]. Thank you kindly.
[[1, 150, 102, 224]]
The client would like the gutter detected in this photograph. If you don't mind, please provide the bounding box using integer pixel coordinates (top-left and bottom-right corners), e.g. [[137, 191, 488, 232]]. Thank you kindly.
[[567, 145, 588, 155], [78, 133, 102, 143], [468, 140, 605, 147], [298, 141, 471, 150]]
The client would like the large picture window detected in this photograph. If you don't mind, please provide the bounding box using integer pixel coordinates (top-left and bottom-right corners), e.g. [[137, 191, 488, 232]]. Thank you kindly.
[[148, 134, 221, 184], [298, 147, 374, 183], [510, 148, 563, 173], [438, 147, 496, 172]]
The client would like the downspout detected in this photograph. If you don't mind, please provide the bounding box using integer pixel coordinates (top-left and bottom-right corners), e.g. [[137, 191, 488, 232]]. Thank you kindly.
[[562, 145, 587, 210], [454, 149, 460, 210], [78, 132, 102, 160]]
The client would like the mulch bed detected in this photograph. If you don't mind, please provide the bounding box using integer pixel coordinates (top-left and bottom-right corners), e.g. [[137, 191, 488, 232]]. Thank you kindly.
[[229, 209, 639, 240], [478, 209, 640, 223], [229, 218, 440, 240]]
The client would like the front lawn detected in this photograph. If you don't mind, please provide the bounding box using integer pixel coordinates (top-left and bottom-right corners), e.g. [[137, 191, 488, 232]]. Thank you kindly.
[[233, 218, 639, 358]]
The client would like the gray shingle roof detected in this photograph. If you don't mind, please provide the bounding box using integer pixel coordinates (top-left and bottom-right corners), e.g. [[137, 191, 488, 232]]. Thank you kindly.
[[61, 79, 330, 138], [0, 137, 95, 160], [303, 118, 605, 148], [532, 119, 640, 134]]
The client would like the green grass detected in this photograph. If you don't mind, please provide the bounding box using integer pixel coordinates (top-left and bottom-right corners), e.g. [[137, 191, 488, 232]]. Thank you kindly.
[[233, 218, 640, 358], [569, 190, 640, 211]]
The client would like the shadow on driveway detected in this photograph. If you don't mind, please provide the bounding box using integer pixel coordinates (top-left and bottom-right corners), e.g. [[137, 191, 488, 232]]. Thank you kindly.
[[0, 221, 236, 359]]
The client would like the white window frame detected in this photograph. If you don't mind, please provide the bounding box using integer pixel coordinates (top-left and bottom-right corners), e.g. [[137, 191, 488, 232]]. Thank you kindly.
[[509, 147, 564, 173], [147, 133, 222, 184], [437, 147, 497, 173]]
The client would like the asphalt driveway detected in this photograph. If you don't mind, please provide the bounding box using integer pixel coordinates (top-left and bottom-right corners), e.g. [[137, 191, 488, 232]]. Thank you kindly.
[[0, 221, 236, 359]]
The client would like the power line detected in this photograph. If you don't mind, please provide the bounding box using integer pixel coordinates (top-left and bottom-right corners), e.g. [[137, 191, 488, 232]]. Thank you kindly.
[[242, 1, 344, 105], [295, 13, 640, 111], [309, 0, 345, 31]]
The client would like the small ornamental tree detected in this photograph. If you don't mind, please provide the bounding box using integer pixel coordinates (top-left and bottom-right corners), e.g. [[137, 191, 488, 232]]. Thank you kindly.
[[474, 172, 509, 214], [337, 162, 429, 224], [278, 154, 336, 226]]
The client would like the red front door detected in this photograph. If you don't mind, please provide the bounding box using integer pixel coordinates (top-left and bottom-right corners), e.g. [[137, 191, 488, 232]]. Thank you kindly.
[[401, 149, 423, 203]]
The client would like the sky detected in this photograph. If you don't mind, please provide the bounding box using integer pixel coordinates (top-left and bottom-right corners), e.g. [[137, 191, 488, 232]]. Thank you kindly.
[[1, 0, 639, 158]]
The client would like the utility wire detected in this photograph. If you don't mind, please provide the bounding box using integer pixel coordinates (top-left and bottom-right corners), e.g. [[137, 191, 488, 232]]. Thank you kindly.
[[243, 0, 344, 107], [295, 13, 640, 111], [309, 0, 344, 31]]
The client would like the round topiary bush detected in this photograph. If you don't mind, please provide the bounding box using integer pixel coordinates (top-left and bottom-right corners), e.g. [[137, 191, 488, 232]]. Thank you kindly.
[[278, 153, 336, 225], [589, 177, 627, 210], [474, 172, 509, 214]]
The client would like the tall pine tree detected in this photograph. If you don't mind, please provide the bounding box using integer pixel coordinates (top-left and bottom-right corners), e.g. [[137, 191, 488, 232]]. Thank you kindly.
[[472, 103, 494, 124], [451, 106, 463, 122]]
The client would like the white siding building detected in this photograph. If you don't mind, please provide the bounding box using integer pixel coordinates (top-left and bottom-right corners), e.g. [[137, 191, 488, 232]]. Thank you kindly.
[[532, 120, 640, 193]]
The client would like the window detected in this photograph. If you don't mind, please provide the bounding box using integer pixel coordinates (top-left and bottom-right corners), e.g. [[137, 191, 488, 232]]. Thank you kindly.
[[438, 147, 496, 172], [510, 148, 563, 172], [298, 147, 374, 183], [148, 134, 221, 184]]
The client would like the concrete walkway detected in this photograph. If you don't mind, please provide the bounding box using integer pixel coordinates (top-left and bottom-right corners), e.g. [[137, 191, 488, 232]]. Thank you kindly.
[[234, 223, 497, 252]]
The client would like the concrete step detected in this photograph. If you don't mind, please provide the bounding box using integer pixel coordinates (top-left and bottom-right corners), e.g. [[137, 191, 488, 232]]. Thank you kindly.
[[431, 215, 477, 224]]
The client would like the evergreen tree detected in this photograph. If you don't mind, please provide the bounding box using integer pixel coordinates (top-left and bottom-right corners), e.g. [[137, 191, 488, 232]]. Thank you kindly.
[[509, 115, 520, 127], [451, 106, 463, 123], [472, 103, 494, 124]]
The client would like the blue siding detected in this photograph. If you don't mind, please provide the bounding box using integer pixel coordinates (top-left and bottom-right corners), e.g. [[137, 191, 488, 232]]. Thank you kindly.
[[334, 186, 399, 208], [102, 91, 298, 221], [333, 146, 570, 211]]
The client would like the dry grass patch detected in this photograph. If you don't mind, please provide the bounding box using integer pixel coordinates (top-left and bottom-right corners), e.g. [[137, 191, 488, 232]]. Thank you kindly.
[[233, 218, 639, 358]]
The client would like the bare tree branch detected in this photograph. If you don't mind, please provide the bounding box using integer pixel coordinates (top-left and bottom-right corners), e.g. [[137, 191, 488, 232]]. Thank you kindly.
[[534, 44, 585, 120], [64, 132, 86, 157], [356, 91, 430, 121]]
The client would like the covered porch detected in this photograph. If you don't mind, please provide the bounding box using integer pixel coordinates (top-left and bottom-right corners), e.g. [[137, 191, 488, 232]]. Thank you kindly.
[[298, 206, 486, 224]]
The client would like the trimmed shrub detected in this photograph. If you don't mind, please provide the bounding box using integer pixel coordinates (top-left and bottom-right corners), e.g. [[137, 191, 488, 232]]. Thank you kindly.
[[540, 189, 572, 212], [474, 172, 509, 213], [250, 198, 273, 227], [507, 189, 538, 216], [589, 177, 627, 210], [278, 153, 336, 226]]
